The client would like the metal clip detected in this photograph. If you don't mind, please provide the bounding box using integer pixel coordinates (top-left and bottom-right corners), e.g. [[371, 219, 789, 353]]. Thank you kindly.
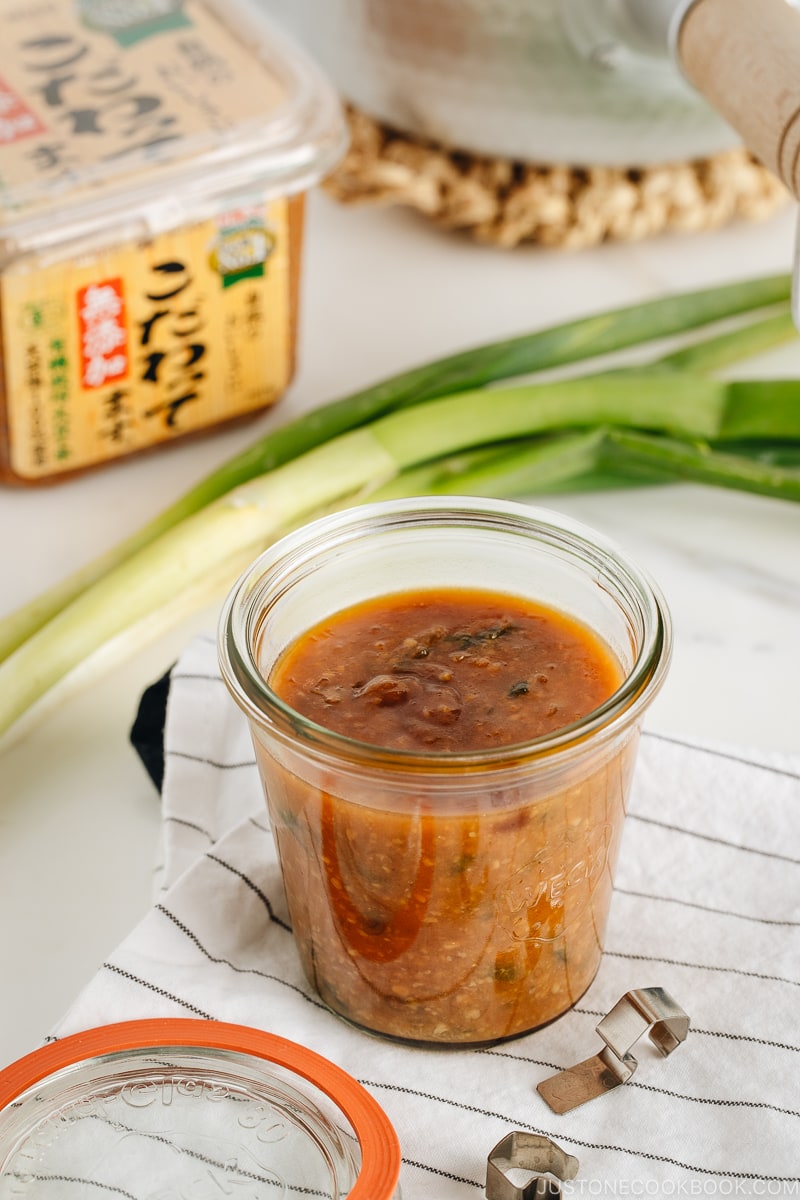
[[537, 986, 690, 1114], [486, 1131, 579, 1199]]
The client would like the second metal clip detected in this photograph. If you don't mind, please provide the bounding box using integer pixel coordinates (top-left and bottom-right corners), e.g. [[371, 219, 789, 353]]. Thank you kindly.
[[486, 1132, 579, 1199]]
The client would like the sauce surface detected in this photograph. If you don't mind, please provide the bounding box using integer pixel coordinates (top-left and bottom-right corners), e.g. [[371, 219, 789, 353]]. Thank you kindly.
[[269, 587, 622, 752]]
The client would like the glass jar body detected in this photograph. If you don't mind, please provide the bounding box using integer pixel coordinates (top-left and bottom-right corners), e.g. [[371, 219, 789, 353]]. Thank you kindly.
[[219, 497, 671, 1046]]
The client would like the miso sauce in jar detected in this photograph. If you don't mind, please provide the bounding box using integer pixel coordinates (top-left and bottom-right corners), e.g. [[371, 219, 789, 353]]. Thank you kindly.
[[265, 586, 627, 1045]]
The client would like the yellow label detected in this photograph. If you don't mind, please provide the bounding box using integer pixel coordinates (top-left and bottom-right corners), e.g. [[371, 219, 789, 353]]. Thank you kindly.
[[2, 197, 292, 478]]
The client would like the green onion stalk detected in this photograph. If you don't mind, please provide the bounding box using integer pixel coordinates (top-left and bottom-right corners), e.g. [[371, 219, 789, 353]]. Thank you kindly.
[[1, 276, 799, 749], [1, 273, 791, 663]]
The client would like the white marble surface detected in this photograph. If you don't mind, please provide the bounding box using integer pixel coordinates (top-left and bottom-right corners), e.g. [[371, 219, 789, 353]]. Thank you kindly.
[[1, 190, 799, 1073]]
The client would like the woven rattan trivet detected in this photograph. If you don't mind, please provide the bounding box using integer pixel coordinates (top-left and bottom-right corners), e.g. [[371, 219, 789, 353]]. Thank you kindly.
[[323, 105, 789, 248]]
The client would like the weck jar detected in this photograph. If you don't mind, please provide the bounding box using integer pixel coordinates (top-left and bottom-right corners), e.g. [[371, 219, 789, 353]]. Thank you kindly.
[[218, 497, 672, 1046]]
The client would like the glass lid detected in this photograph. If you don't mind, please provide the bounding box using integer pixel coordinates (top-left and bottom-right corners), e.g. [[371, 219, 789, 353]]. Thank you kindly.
[[0, 1019, 402, 1199]]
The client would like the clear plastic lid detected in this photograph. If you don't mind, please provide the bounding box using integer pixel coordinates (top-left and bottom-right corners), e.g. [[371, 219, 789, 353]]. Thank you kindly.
[[0, 1019, 402, 1199], [0, 0, 347, 262]]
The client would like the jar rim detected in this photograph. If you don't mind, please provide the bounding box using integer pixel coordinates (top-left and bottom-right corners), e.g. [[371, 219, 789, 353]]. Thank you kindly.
[[218, 497, 672, 772]]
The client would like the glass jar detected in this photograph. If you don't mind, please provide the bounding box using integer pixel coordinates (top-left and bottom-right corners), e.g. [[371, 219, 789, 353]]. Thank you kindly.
[[218, 497, 672, 1047]]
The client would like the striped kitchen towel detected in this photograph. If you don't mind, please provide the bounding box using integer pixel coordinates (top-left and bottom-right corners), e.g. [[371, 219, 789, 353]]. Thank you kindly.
[[53, 634, 800, 1196]]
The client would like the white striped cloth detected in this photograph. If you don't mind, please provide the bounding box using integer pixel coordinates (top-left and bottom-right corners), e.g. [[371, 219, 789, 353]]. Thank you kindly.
[[54, 635, 800, 1197]]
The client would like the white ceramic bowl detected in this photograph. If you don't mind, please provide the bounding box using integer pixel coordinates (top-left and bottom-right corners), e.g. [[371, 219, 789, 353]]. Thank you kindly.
[[258, 0, 739, 166]]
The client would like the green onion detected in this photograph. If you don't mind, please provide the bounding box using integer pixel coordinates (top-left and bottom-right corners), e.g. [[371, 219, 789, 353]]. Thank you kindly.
[[109, 269, 793, 506], [1, 274, 799, 748], [370, 432, 611, 501], [1, 367, 797, 745], [0, 274, 790, 663], [651, 309, 797, 373], [602, 429, 800, 500]]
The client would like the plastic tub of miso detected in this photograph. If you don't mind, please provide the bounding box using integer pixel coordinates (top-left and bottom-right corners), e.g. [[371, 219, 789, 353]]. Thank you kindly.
[[0, 0, 346, 484]]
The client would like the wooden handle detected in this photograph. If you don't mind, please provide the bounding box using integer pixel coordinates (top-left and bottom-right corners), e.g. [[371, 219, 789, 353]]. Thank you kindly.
[[678, 0, 800, 197]]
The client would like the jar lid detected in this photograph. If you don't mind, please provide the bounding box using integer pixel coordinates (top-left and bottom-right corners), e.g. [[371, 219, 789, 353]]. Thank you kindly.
[[0, 0, 346, 260], [0, 1019, 401, 1200]]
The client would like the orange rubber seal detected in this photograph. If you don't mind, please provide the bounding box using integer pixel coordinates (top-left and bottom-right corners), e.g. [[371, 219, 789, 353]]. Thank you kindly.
[[0, 1019, 402, 1200]]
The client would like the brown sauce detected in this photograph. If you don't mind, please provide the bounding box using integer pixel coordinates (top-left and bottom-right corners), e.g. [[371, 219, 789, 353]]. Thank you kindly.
[[269, 587, 622, 752], [260, 587, 631, 1044]]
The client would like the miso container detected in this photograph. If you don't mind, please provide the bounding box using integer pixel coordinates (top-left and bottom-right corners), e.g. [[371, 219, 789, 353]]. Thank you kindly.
[[0, 0, 346, 484]]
